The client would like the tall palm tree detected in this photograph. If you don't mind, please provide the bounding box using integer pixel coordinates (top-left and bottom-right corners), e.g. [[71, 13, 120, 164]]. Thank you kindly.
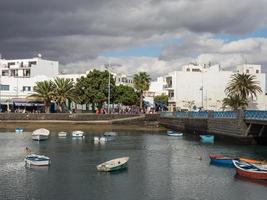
[[225, 73, 262, 102], [30, 80, 55, 113], [53, 78, 74, 112], [133, 72, 151, 110]]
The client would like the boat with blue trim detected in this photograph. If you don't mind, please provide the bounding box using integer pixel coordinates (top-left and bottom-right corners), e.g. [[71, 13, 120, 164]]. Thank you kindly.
[[209, 154, 237, 167], [200, 135, 214, 143], [167, 130, 183, 137], [233, 160, 267, 180], [25, 154, 51, 166], [97, 157, 129, 172]]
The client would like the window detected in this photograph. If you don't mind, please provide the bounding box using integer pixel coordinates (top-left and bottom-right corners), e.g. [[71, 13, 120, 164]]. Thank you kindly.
[[246, 69, 249, 73], [192, 68, 201, 72], [23, 86, 31, 91], [256, 70, 259, 74], [10, 69, 18, 77], [28, 61, 37, 67], [7, 62, 15, 68], [0, 85, 10, 91], [23, 69, 31, 77], [186, 68, 190, 72], [2, 70, 9, 76]]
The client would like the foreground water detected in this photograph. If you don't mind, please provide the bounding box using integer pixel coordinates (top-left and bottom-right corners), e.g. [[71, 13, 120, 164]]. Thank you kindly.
[[0, 130, 267, 200]]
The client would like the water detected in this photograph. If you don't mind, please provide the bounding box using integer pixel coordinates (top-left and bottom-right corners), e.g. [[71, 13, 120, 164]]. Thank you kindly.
[[1, 130, 267, 200]]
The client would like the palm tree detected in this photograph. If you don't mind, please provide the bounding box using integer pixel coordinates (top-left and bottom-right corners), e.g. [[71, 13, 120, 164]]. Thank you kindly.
[[30, 80, 55, 113], [53, 78, 74, 112], [225, 73, 262, 103], [133, 72, 151, 110], [222, 94, 248, 110]]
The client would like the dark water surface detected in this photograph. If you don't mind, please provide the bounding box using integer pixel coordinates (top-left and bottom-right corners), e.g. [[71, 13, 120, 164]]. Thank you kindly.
[[1, 130, 267, 200]]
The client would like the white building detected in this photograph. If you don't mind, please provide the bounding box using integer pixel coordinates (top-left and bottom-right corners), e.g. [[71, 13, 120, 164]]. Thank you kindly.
[[165, 63, 266, 111], [0, 55, 58, 109]]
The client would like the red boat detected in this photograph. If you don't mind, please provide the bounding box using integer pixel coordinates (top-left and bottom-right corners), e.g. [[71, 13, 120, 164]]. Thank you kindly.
[[233, 160, 267, 180]]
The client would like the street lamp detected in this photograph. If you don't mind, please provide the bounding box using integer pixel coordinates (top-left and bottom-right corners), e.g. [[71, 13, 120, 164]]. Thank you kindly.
[[104, 64, 111, 114]]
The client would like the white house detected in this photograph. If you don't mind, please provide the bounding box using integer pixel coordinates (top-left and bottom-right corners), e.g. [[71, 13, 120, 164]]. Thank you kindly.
[[165, 63, 266, 111], [0, 55, 59, 110]]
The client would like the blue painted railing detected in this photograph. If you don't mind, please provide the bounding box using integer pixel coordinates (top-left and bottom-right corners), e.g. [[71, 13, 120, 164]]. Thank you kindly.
[[213, 111, 237, 119], [244, 110, 267, 120], [191, 111, 208, 118]]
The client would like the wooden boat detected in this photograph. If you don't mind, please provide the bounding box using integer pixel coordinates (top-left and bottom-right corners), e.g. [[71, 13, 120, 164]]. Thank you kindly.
[[25, 154, 51, 166], [209, 154, 237, 167], [58, 131, 67, 137], [233, 160, 267, 180], [32, 128, 50, 141], [97, 157, 129, 172], [200, 135, 214, 143], [72, 130, 84, 137], [15, 128, 24, 133], [167, 130, 183, 137], [239, 157, 267, 164]]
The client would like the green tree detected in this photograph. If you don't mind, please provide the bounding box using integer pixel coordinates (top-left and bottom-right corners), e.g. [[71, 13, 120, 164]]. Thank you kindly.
[[30, 80, 55, 113], [113, 85, 139, 106], [75, 70, 115, 111], [225, 73, 262, 104], [222, 94, 248, 110], [154, 94, 168, 106], [133, 72, 151, 110], [53, 78, 74, 112]]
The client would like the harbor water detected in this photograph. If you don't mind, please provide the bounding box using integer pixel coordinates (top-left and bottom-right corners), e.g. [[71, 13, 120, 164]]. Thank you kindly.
[[1, 130, 267, 200]]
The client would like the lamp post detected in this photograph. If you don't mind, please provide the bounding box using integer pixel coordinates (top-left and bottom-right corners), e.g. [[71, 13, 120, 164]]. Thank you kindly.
[[105, 64, 111, 114]]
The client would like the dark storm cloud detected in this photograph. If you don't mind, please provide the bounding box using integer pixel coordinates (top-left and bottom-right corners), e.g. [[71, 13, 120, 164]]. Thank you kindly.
[[1, 0, 267, 72]]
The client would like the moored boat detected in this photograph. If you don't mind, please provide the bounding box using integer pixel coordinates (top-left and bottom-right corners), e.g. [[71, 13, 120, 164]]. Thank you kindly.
[[32, 128, 50, 141], [58, 131, 67, 137], [25, 154, 51, 166], [200, 135, 214, 143], [209, 154, 237, 167], [15, 128, 24, 133], [233, 160, 267, 180], [239, 157, 267, 164], [97, 157, 129, 172], [167, 130, 183, 137], [72, 130, 84, 137]]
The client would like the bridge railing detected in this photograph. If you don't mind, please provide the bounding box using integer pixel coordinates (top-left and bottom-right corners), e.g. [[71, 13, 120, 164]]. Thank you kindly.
[[244, 110, 267, 120], [161, 110, 267, 120], [213, 111, 237, 119]]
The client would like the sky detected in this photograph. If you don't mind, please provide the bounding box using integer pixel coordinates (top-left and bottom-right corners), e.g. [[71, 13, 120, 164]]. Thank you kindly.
[[1, 0, 267, 79]]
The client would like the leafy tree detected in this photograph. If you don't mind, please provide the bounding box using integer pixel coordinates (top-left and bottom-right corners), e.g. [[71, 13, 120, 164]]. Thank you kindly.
[[30, 80, 55, 113], [113, 85, 139, 106], [53, 78, 74, 112], [75, 69, 115, 110], [225, 73, 262, 104], [222, 94, 248, 110], [133, 72, 151, 109], [154, 94, 168, 106]]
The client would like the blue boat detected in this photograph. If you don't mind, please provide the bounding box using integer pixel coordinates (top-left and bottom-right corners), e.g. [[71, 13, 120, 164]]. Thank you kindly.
[[15, 128, 24, 133], [200, 135, 214, 143], [167, 130, 183, 137], [209, 154, 237, 167]]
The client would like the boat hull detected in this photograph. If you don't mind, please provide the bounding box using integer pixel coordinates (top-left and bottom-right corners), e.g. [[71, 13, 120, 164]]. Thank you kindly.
[[97, 157, 129, 172], [32, 135, 49, 141], [233, 160, 267, 180], [209, 155, 235, 167], [25, 154, 50, 166], [200, 135, 214, 143]]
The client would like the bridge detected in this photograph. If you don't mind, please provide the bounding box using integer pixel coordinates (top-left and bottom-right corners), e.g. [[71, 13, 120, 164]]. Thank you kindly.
[[159, 110, 267, 144]]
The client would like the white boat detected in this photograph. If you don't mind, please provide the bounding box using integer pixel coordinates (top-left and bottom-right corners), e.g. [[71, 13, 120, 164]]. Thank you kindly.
[[32, 128, 50, 141], [72, 130, 84, 137], [97, 157, 129, 172], [58, 131, 67, 137], [15, 128, 24, 133], [25, 154, 51, 166], [167, 130, 183, 137]]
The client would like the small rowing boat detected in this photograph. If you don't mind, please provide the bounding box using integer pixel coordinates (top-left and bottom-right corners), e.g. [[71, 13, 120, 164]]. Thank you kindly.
[[72, 130, 84, 137], [200, 135, 214, 143], [209, 154, 237, 167], [32, 128, 50, 141], [167, 130, 183, 137], [25, 154, 51, 166], [97, 157, 129, 172]]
